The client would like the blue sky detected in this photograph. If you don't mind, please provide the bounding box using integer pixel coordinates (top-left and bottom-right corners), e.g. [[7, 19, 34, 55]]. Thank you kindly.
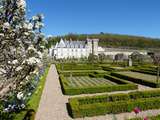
[[27, 0, 160, 38]]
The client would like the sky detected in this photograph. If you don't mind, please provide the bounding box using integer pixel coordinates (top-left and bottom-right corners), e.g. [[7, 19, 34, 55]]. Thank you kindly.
[[27, 0, 160, 38]]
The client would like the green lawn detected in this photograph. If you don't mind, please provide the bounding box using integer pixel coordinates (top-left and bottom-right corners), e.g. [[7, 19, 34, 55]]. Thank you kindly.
[[14, 66, 50, 120], [65, 76, 117, 88], [117, 71, 157, 83]]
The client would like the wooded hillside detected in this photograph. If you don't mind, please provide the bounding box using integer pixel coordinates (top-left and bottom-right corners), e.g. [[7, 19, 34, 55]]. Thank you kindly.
[[46, 33, 160, 49]]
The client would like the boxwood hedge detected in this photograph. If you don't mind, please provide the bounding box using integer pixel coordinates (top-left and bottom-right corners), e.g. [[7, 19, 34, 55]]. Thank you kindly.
[[59, 74, 138, 95], [111, 72, 160, 88], [69, 89, 160, 118]]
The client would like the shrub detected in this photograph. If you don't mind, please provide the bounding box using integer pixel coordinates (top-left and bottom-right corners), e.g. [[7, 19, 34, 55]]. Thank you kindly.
[[131, 69, 156, 76], [111, 72, 159, 88], [56, 63, 102, 71], [104, 74, 133, 84], [59, 75, 137, 95], [69, 90, 160, 118]]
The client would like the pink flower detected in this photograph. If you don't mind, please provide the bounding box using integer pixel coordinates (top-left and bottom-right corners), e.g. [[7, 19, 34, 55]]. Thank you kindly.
[[133, 107, 141, 114], [144, 117, 148, 120]]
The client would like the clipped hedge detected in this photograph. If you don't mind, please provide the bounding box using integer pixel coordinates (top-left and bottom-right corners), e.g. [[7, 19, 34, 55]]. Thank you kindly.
[[111, 72, 160, 88], [69, 97, 160, 118], [131, 69, 156, 76], [59, 74, 137, 95], [56, 63, 102, 71], [63, 84, 137, 95], [76, 89, 160, 105], [61, 72, 92, 77], [104, 74, 133, 84], [69, 89, 160, 118]]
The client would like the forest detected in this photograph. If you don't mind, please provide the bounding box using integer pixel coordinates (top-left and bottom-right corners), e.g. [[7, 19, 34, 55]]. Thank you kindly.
[[46, 33, 160, 49]]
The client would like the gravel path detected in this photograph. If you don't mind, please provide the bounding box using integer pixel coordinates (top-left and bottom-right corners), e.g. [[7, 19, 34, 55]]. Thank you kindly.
[[35, 65, 160, 120], [35, 65, 72, 120]]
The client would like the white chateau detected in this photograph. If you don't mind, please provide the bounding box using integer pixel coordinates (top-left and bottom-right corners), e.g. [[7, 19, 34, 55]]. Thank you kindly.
[[49, 38, 147, 59], [49, 38, 99, 59]]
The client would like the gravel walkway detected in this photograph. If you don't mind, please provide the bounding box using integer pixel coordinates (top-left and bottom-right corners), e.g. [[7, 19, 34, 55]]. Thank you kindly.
[[35, 65, 160, 120], [35, 65, 72, 120]]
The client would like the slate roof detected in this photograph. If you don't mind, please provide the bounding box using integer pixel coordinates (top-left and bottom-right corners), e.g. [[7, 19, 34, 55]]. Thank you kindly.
[[56, 39, 86, 48]]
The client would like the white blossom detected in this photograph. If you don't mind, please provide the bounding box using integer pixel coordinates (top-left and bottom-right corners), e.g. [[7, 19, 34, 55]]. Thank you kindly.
[[12, 60, 18, 64], [37, 51, 42, 59], [21, 104, 25, 108], [27, 57, 41, 65], [28, 23, 33, 30], [4, 108, 9, 112], [3, 22, 10, 29], [28, 92, 31, 96], [35, 22, 44, 29], [16, 66, 23, 71], [0, 5, 3, 9], [0, 33, 4, 37], [17, 92, 24, 100], [24, 32, 29, 36], [33, 70, 39, 75], [40, 46, 45, 49], [32, 16, 39, 21], [17, 0, 26, 9], [23, 23, 28, 29], [23, 22, 33, 30], [28, 45, 37, 52]]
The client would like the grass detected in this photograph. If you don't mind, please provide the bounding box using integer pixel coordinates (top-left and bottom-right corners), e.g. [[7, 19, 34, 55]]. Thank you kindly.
[[65, 76, 117, 88], [117, 71, 157, 83], [14, 66, 50, 120]]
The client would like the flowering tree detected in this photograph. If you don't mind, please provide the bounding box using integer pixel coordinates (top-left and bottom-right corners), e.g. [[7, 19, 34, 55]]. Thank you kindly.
[[0, 0, 45, 95]]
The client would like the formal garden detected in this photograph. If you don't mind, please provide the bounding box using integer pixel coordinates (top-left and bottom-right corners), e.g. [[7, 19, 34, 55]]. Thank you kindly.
[[55, 62, 160, 119], [1, 0, 160, 120]]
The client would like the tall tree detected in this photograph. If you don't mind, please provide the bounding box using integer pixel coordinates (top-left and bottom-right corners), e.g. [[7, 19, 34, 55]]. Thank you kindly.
[[0, 0, 45, 93]]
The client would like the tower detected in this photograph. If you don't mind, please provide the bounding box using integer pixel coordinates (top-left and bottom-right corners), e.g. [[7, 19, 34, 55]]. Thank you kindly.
[[87, 38, 99, 56], [87, 38, 92, 54], [92, 39, 99, 55]]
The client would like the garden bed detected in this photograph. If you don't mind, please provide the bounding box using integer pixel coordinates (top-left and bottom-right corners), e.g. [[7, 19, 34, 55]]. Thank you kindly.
[[68, 89, 160, 118], [111, 71, 160, 88], [56, 63, 102, 71], [59, 73, 137, 95]]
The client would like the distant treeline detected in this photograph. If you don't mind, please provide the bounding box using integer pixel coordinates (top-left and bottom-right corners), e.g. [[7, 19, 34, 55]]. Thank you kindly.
[[46, 33, 160, 49]]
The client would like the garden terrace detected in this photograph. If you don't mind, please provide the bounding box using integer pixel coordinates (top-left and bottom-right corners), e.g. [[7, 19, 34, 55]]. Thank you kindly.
[[111, 71, 160, 88], [68, 89, 160, 118], [59, 73, 137, 95]]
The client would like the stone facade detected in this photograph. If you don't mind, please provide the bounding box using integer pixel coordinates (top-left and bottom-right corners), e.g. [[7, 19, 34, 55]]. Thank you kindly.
[[49, 38, 99, 59], [49, 38, 148, 59]]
